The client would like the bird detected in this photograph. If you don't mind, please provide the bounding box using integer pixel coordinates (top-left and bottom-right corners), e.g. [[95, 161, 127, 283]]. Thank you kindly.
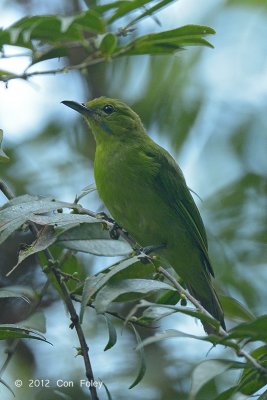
[[62, 97, 225, 333]]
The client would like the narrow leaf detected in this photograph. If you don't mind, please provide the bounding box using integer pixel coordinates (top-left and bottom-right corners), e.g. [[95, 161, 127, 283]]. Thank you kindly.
[[94, 278, 175, 313], [129, 323, 146, 388], [103, 315, 117, 351]]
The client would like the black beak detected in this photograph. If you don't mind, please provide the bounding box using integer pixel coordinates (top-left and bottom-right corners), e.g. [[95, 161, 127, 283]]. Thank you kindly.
[[61, 100, 92, 115]]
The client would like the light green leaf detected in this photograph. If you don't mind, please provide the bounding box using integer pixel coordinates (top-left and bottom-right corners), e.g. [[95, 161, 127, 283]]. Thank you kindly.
[[57, 222, 132, 255], [0, 194, 74, 245], [94, 278, 175, 313]]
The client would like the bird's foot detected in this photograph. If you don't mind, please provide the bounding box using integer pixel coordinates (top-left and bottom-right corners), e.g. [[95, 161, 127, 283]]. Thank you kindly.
[[138, 243, 166, 256], [96, 212, 127, 240]]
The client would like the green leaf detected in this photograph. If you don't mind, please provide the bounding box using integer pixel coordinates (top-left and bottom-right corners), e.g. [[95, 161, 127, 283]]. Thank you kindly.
[[210, 386, 239, 400], [0, 194, 74, 245], [227, 315, 267, 342], [238, 345, 267, 395], [94, 278, 176, 313], [135, 328, 237, 350], [80, 273, 106, 323], [108, 0, 156, 23], [31, 46, 68, 65], [190, 360, 241, 399], [0, 129, 9, 163], [123, 25, 215, 56], [100, 33, 117, 55], [126, 0, 176, 27], [103, 315, 117, 351], [136, 301, 221, 331], [79, 256, 146, 320], [71, 10, 105, 33], [220, 296, 255, 322], [0, 324, 49, 343], [57, 222, 131, 256], [129, 323, 146, 388]]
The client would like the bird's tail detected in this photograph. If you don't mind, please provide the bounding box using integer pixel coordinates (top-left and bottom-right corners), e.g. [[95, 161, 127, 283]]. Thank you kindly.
[[187, 280, 226, 334]]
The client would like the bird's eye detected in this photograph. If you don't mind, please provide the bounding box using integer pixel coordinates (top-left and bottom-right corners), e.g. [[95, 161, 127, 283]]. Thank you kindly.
[[102, 104, 114, 114]]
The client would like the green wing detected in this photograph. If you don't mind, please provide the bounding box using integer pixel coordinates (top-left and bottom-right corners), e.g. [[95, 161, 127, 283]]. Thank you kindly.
[[145, 144, 214, 277]]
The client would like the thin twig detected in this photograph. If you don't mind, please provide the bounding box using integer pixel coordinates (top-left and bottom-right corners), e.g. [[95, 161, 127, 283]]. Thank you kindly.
[[0, 46, 133, 83]]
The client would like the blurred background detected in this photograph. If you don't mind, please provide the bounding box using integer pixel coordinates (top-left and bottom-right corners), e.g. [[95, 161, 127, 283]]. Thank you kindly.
[[0, 0, 267, 399]]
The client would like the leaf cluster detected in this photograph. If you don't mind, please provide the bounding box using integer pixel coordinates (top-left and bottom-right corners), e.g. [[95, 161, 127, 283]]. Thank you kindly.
[[0, 0, 215, 82]]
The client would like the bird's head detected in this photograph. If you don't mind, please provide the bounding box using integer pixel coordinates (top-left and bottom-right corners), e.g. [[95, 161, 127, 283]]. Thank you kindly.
[[62, 97, 146, 144]]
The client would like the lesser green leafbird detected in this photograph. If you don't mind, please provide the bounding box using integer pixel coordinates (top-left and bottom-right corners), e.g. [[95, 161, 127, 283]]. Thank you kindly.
[[62, 97, 225, 333]]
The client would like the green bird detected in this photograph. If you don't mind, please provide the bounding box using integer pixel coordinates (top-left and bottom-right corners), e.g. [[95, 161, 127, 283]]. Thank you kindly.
[[62, 97, 225, 333]]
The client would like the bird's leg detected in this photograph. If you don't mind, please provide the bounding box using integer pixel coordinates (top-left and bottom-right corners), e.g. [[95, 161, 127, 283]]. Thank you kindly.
[[138, 243, 166, 255], [96, 212, 126, 240]]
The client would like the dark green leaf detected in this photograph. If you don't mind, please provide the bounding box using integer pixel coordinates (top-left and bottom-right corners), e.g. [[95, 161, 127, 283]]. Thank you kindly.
[[238, 345, 267, 395], [100, 33, 117, 55], [108, 0, 155, 23], [228, 315, 267, 342], [127, 0, 176, 27], [122, 25, 215, 55], [31, 46, 68, 65], [129, 323, 146, 388], [0, 324, 49, 343], [103, 315, 117, 351], [190, 360, 241, 399]]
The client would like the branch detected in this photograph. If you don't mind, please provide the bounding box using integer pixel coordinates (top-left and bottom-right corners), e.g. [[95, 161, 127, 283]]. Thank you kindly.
[[0, 180, 99, 400], [0, 46, 132, 84], [158, 266, 267, 375]]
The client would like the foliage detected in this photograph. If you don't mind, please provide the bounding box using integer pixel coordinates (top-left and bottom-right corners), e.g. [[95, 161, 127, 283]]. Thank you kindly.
[[0, 0, 214, 83]]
